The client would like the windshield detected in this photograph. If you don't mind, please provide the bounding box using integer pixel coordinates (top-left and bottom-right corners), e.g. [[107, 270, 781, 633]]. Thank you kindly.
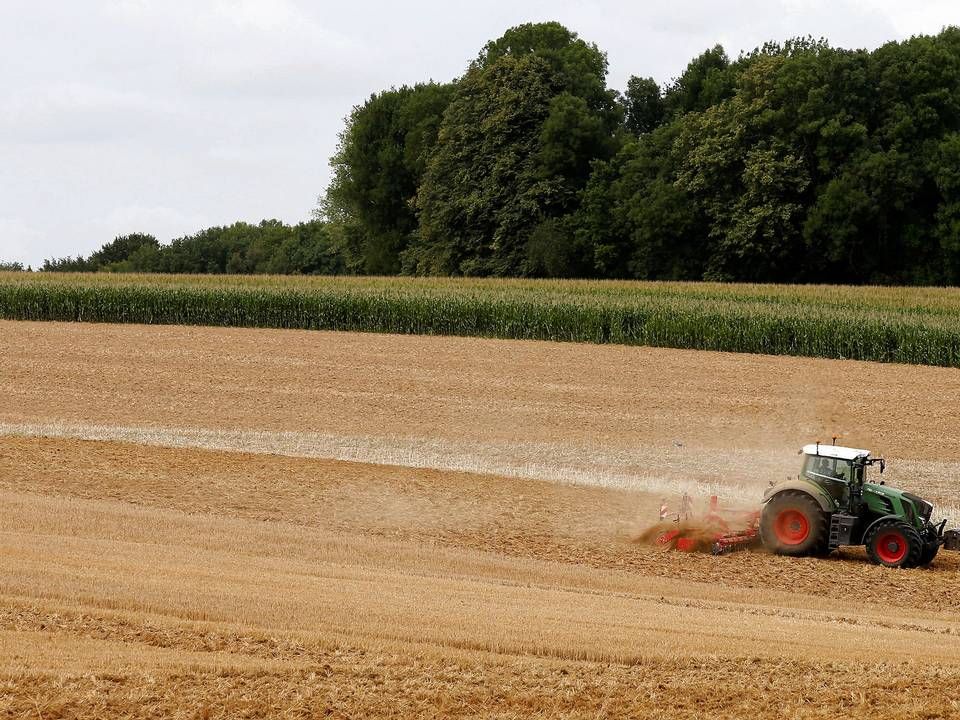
[[803, 455, 856, 482]]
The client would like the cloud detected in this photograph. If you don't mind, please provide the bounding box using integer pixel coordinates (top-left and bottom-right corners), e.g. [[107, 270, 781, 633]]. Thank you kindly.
[[102, 0, 360, 82], [0, 218, 45, 265], [860, 0, 958, 38], [100, 204, 209, 240], [1, 83, 181, 144]]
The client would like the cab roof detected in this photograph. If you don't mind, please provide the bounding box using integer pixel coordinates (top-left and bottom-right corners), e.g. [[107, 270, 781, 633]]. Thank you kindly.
[[801, 444, 871, 461]]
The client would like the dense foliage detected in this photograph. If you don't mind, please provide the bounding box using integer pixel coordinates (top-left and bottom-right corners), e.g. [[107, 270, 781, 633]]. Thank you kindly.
[[323, 82, 456, 274], [324, 24, 960, 284], [3, 273, 960, 367], [40, 23, 960, 285], [43, 221, 346, 275]]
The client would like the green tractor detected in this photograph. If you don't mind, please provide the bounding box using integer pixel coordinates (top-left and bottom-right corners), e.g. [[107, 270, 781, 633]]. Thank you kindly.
[[761, 443, 960, 568]]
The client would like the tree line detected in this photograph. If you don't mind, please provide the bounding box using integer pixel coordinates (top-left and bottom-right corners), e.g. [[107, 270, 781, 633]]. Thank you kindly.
[[40, 221, 346, 274], [35, 22, 960, 284]]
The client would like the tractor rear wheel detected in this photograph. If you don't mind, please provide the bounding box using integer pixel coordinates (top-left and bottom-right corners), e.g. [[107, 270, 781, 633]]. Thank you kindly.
[[760, 491, 828, 557], [865, 520, 923, 569]]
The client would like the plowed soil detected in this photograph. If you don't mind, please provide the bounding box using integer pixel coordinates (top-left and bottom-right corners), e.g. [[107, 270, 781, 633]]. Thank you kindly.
[[2, 321, 960, 718]]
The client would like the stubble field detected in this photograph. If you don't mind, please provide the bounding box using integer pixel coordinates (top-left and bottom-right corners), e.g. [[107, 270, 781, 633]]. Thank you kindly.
[[2, 320, 960, 718]]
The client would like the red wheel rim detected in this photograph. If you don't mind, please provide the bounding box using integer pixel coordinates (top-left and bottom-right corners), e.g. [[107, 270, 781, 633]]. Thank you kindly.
[[774, 509, 810, 545], [875, 531, 907, 564]]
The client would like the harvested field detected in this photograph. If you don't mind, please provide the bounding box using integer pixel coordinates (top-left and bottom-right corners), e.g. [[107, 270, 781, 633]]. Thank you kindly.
[[2, 320, 960, 718], [2, 320, 960, 512]]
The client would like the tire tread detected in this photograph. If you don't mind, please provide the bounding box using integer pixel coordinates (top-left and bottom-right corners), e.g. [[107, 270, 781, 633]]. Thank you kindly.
[[865, 520, 923, 569]]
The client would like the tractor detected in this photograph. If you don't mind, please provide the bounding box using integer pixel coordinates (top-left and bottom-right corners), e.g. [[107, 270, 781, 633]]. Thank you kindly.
[[761, 442, 960, 567]]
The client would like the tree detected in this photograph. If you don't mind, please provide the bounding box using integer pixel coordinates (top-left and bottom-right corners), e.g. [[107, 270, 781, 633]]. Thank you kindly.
[[934, 133, 960, 284], [663, 45, 735, 117], [475, 21, 614, 115], [89, 233, 160, 270], [42, 220, 351, 276], [572, 123, 706, 279], [538, 92, 617, 191], [322, 82, 455, 274], [797, 30, 960, 284], [43, 256, 93, 272], [412, 54, 563, 275], [266, 221, 347, 275], [524, 216, 595, 277], [622, 76, 664, 135], [673, 55, 813, 280], [410, 22, 619, 276]]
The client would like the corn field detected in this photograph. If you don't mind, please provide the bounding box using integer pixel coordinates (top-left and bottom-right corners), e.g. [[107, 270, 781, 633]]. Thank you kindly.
[[2, 272, 960, 367]]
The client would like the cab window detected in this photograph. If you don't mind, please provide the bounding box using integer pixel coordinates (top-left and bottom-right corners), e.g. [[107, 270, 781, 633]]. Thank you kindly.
[[834, 460, 852, 482], [803, 456, 852, 482]]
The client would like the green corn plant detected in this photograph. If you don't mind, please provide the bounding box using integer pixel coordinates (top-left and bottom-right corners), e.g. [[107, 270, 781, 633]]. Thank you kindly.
[[1, 272, 959, 367]]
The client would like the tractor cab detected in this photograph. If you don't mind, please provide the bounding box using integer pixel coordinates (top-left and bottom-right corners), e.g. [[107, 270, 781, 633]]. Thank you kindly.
[[798, 443, 876, 508], [800, 443, 879, 484]]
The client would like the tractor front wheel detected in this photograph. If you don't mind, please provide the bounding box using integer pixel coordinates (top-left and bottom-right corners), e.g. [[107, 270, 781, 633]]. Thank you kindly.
[[760, 491, 828, 557], [865, 520, 923, 569], [918, 541, 940, 567], [916, 527, 941, 567]]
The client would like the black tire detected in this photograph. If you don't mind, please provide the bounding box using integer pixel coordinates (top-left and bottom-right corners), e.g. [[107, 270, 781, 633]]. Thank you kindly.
[[915, 525, 942, 567], [917, 540, 940, 567], [760, 491, 829, 557], [865, 520, 923, 569]]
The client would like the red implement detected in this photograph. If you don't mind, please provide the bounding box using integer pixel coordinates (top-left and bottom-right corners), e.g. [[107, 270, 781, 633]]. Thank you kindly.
[[653, 494, 760, 554]]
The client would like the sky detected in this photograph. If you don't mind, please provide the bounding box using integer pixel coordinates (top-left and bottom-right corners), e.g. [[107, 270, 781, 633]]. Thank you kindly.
[[2, 1, 958, 267]]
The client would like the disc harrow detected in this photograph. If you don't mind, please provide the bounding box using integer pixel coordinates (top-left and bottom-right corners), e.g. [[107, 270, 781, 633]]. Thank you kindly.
[[654, 494, 761, 555]]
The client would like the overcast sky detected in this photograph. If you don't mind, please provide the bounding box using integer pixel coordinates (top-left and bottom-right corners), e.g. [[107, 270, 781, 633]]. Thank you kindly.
[[2, 1, 958, 267]]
